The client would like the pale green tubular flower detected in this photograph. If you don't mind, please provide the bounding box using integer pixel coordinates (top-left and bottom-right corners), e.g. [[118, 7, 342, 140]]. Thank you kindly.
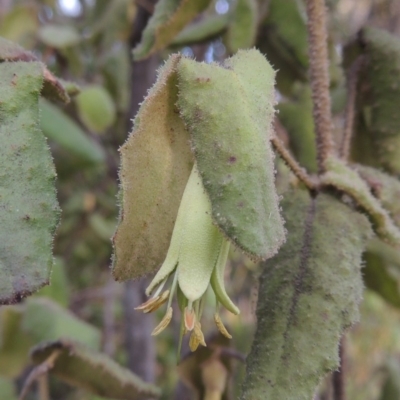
[[135, 162, 239, 351]]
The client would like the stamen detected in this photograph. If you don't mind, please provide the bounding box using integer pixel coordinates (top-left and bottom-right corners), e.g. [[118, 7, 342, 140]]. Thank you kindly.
[[184, 304, 195, 331], [214, 313, 232, 339], [135, 290, 170, 313], [151, 307, 173, 336], [189, 321, 206, 351]]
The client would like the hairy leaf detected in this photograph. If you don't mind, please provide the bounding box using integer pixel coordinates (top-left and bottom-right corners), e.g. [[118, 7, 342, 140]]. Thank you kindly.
[[321, 157, 400, 247], [133, 0, 212, 60], [0, 37, 71, 103], [355, 165, 400, 228], [225, 0, 258, 53], [40, 99, 105, 164], [241, 190, 372, 399], [112, 55, 193, 280], [21, 298, 101, 349], [0, 61, 60, 304], [31, 340, 161, 399], [177, 49, 285, 260]]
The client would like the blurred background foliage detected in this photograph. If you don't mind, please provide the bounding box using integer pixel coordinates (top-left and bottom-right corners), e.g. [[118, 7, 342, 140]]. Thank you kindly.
[[1, 0, 400, 399]]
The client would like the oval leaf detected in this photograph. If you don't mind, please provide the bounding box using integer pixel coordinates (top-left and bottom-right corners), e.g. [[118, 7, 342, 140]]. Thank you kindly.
[[133, 0, 212, 60], [0, 61, 60, 304], [31, 340, 161, 399], [177, 49, 285, 261], [112, 55, 193, 281], [241, 190, 372, 399]]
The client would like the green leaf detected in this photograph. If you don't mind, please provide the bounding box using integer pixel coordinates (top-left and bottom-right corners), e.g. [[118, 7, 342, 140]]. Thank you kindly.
[[40, 98, 106, 164], [177, 49, 285, 260], [355, 27, 400, 174], [0, 306, 33, 378], [75, 86, 116, 134], [0, 37, 72, 103], [241, 190, 372, 400], [363, 238, 400, 308], [112, 55, 193, 281], [355, 165, 400, 228], [21, 298, 101, 350], [225, 0, 258, 53], [31, 340, 161, 399], [0, 5, 38, 48], [0, 61, 60, 304], [321, 157, 400, 247], [0, 376, 17, 400], [133, 0, 212, 60], [35, 257, 69, 306], [277, 86, 317, 172], [256, 0, 308, 95], [171, 13, 229, 47], [38, 24, 80, 48], [379, 358, 400, 400]]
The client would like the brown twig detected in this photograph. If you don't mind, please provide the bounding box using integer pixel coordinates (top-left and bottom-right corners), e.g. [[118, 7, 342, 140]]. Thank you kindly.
[[305, 0, 334, 173], [19, 350, 61, 400], [37, 374, 50, 400], [332, 336, 347, 400], [340, 56, 365, 160], [271, 134, 317, 191]]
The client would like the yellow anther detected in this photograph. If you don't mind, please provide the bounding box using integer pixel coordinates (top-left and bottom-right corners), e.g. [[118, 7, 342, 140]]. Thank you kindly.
[[135, 290, 170, 313], [214, 313, 232, 339], [151, 307, 173, 336]]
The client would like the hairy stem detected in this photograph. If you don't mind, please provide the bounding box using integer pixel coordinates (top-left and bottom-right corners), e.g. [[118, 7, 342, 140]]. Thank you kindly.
[[271, 135, 317, 191], [340, 56, 365, 160], [305, 0, 334, 173]]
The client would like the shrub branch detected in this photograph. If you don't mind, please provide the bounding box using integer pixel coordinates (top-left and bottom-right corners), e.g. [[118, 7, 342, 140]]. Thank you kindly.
[[305, 0, 334, 173]]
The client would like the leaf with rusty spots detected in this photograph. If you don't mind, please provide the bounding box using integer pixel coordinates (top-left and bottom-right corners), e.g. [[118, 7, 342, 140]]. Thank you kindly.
[[241, 190, 372, 400], [177, 49, 285, 261], [30, 339, 161, 399], [112, 55, 193, 281], [133, 0, 212, 60], [0, 61, 60, 304], [0, 37, 74, 103]]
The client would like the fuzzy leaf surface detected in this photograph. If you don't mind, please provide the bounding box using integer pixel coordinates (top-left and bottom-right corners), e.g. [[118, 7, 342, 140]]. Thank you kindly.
[[0, 61, 60, 304], [241, 190, 372, 400], [177, 49, 285, 260], [133, 0, 212, 60], [112, 55, 193, 280], [0, 37, 71, 103], [322, 157, 400, 247], [31, 340, 161, 399]]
